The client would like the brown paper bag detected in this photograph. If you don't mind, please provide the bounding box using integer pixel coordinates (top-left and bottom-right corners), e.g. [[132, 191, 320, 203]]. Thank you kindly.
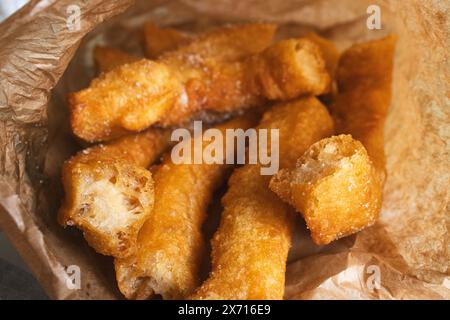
[[0, 0, 448, 299]]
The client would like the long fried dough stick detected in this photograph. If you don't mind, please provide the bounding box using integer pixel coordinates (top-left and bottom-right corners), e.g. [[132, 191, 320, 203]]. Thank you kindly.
[[96, 23, 272, 75], [70, 24, 275, 142], [268, 37, 395, 246], [115, 113, 259, 299], [60, 26, 190, 255], [70, 24, 331, 142], [330, 35, 396, 184], [159, 23, 275, 63], [191, 97, 334, 299], [58, 128, 171, 258]]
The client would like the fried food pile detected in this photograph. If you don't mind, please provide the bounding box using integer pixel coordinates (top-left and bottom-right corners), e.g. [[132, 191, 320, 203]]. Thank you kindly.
[[59, 22, 395, 299], [191, 98, 334, 299]]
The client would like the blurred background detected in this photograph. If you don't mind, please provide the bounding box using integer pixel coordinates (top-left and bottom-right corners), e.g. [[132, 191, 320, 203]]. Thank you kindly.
[[0, 0, 48, 299]]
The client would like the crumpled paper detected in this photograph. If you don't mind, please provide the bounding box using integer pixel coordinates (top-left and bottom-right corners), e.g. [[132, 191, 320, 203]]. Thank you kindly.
[[0, 0, 448, 299]]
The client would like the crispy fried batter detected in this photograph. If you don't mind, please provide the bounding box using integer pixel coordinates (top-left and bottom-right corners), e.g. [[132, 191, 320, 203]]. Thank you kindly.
[[269, 37, 395, 246], [71, 128, 171, 167], [244, 38, 331, 101], [59, 160, 154, 258], [270, 134, 382, 245], [330, 36, 396, 184], [258, 96, 335, 170], [191, 97, 334, 300], [304, 32, 340, 94], [159, 23, 276, 63], [94, 46, 140, 73], [95, 24, 193, 73], [305, 32, 340, 80], [70, 24, 331, 142], [70, 24, 275, 142], [69, 59, 183, 141], [161, 38, 330, 120], [143, 22, 192, 58], [115, 114, 259, 300], [192, 166, 289, 300], [58, 129, 171, 258]]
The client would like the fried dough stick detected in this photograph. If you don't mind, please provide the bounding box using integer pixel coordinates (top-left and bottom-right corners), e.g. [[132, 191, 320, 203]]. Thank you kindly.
[[191, 97, 334, 300], [115, 114, 259, 299], [59, 25, 196, 258], [143, 22, 192, 58], [330, 36, 396, 184], [71, 23, 276, 142], [58, 128, 171, 258], [268, 37, 395, 245], [70, 24, 331, 142], [305, 33, 340, 85], [304, 32, 340, 96], [270, 135, 382, 245], [95, 24, 192, 73], [94, 46, 140, 73]]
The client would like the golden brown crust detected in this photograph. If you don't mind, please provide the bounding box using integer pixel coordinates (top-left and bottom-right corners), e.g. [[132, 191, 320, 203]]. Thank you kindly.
[[95, 24, 194, 75], [115, 114, 259, 300], [330, 35, 396, 184], [69, 59, 182, 142], [304, 32, 340, 95], [94, 46, 140, 73], [304, 32, 340, 81], [72, 128, 171, 167], [257, 96, 335, 169], [191, 97, 334, 300], [114, 254, 155, 299], [159, 23, 277, 63], [70, 24, 331, 142], [246, 39, 330, 100], [270, 134, 382, 245], [143, 22, 192, 58], [191, 166, 291, 300], [58, 129, 171, 258], [70, 24, 276, 142], [58, 159, 154, 258]]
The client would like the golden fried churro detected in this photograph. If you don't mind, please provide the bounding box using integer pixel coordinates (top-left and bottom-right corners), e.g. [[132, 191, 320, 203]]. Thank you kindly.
[[330, 35, 396, 184], [58, 129, 171, 258], [191, 97, 334, 299], [115, 114, 259, 300], [70, 24, 330, 142], [270, 134, 382, 245]]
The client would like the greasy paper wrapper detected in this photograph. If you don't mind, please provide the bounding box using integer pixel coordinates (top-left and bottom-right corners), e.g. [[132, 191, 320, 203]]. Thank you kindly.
[[0, 0, 448, 299]]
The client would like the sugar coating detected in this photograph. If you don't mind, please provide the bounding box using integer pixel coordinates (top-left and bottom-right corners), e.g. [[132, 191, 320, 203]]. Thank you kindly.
[[270, 134, 382, 245]]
